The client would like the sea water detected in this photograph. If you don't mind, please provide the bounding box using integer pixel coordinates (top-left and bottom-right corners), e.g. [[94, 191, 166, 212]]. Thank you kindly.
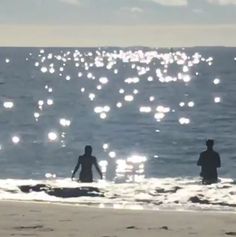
[[0, 47, 236, 211]]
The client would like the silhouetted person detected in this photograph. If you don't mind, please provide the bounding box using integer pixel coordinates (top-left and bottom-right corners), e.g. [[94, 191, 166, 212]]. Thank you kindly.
[[197, 139, 221, 184], [71, 145, 102, 182]]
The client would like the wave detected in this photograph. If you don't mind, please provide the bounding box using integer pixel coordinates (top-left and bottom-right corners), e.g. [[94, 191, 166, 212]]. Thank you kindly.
[[0, 177, 235, 212]]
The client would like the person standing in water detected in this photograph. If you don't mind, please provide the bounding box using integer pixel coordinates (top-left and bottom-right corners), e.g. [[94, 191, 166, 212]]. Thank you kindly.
[[197, 139, 221, 184], [71, 145, 103, 182]]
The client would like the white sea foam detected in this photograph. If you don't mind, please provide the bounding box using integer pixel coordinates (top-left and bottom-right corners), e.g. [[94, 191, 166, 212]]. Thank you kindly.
[[0, 178, 235, 212]]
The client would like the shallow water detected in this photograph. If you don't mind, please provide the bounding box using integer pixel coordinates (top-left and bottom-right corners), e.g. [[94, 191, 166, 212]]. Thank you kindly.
[[0, 47, 236, 210], [0, 177, 235, 212]]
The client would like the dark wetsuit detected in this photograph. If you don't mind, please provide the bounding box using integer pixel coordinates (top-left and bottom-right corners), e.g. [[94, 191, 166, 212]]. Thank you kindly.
[[197, 150, 221, 184], [72, 149, 102, 182], [78, 155, 96, 182]]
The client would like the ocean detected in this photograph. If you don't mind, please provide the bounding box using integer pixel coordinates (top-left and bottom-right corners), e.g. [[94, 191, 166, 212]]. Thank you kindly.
[[0, 46, 236, 211]]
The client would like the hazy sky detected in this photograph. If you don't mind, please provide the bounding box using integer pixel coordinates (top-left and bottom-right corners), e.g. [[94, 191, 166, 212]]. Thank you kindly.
[[0, 0, 236, 47]]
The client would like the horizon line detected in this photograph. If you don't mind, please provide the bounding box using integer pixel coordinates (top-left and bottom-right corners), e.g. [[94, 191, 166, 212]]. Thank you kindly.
[[1, 24, 236, 47]]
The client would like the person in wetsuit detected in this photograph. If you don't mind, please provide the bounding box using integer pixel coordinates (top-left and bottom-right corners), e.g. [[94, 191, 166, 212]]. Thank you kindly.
[[197, 139, 221, 184], [71, 145, 102, 182]]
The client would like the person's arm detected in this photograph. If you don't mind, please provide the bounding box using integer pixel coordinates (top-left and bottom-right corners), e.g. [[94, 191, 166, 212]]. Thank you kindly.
[[197, 153, 203, 166], [94, 157, 103, 179], [71, 158, 81, 180], [216, 153, 221, 168]]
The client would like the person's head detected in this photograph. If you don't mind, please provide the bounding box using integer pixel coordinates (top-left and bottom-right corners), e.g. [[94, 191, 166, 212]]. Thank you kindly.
[[206, 139, 214, 149], [84, 145, 92, 155]]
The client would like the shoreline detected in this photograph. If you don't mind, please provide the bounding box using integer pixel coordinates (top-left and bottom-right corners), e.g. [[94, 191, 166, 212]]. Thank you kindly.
[[0, 200, 236, 237], [1, 199, 236, 214], [0, 177, 236, 214]]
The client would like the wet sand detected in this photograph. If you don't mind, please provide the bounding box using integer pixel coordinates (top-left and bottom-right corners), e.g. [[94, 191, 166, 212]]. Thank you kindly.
[[0, 201, 236, 237]]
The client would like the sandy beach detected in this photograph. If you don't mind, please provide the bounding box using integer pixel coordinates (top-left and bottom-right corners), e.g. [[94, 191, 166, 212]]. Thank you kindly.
[[0, 201, 235, 237]]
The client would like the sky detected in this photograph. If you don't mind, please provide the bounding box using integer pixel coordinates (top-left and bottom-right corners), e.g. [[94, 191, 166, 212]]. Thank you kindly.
[[0, 0, 236, 47]]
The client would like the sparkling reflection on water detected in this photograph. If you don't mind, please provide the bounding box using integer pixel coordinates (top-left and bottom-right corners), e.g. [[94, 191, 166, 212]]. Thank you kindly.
[[0, 47, 236, 179]]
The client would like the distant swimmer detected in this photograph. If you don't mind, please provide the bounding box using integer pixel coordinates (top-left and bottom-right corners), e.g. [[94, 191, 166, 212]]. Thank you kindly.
[[197, 139, 221, 184], [71, 145, 103, 182]]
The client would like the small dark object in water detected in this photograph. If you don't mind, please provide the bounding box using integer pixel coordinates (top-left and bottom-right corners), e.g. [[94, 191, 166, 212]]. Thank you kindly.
[[19, 184, 104, 198], [19, 184, 49, 193], [155, 186, 181, 194], [189, 196, 236, 207], [47, 187, 104, 198], [189, 196, 210, 204]]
